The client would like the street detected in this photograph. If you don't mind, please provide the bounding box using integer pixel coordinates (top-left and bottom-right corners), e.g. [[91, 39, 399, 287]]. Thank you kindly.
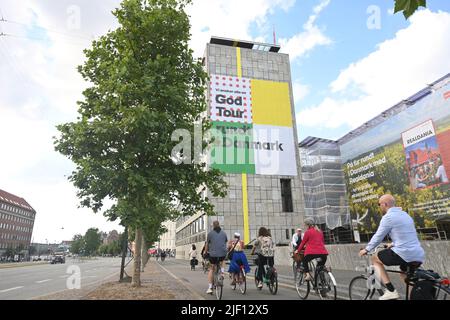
[[0, 257, 123, 300]]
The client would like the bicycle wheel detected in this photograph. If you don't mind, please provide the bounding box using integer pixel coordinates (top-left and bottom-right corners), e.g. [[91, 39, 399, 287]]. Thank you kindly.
[[295, 271, 310, 299], [238, 270, 246, 294], [268, 269, 278, 295], [214, 271, 223, 300], [292, 260, 297, 277], [317, 271, 337, 300], [349, 276, 375, 300]]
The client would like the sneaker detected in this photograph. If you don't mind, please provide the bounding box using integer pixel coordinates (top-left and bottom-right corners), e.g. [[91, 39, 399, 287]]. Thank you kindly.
[[379, 289, 400, 300], [206, 288, 213, 294], [257, 281, 263, 288]]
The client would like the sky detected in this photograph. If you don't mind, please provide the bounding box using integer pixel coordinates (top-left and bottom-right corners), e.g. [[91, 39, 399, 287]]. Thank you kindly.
[[0, 0, 449, 243]]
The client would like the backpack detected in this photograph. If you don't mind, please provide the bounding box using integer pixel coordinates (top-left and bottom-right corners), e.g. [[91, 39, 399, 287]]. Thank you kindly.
[[260, 236, 274, 257], [410, 280, 436, 300]]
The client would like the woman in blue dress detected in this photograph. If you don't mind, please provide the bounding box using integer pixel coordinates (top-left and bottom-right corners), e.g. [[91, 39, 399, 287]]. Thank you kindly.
[[227, 233, 251, 286]]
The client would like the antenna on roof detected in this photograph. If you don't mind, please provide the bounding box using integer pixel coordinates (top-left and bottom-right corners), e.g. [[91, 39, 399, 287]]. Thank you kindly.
[[273, 24, 277, 46]]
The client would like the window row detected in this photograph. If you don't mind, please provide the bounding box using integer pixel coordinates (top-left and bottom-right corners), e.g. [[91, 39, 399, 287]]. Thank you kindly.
[[0, 203, 34, 217], [0, 213, 33, 225], [0, 233, 31, 241], [0, 223, 32, 233]]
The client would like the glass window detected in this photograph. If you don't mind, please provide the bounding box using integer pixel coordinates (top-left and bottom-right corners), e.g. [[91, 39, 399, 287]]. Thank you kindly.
[[281, 179, 294, 212]]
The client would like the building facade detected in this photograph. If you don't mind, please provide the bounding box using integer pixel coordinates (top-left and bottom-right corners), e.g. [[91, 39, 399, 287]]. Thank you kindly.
[[299, 137, 352, 244], [0, 189, 36, 258], [157, 220, 176, 251], [175, 37, 306, 257]]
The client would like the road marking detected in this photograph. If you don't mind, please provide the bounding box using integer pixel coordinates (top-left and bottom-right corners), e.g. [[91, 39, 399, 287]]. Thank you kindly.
[[59, 275, 69, 278], [0, 286, 24, 293], [83, 276, 98, 279], [36, 279, 52, 284]]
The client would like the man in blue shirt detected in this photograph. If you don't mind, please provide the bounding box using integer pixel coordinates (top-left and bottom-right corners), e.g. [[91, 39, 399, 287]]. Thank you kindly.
[[359, 194, 425, 300]]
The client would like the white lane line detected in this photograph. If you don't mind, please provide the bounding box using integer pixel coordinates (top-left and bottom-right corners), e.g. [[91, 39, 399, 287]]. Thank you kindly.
[[36, 279, 52, 284], [0, 286, 24, 293], [59, 275, 69, 278]]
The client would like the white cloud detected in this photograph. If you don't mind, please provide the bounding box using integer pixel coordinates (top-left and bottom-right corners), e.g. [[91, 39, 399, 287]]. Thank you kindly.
[[279, 0, 332, 61], [298, 9, 450, 133], [187, 0, 296, 57], [292, 80, 310, 103]]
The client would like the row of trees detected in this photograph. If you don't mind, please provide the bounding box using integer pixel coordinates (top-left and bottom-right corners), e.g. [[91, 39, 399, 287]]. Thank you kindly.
[[70, 228, 123, 256]]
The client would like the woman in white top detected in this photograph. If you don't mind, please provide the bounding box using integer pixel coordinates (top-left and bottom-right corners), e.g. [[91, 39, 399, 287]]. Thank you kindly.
[[189, 244, 198, 271]]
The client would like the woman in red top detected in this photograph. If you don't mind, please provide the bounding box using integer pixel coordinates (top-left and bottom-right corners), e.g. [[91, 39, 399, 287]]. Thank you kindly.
[[295, 217, 328, 281]]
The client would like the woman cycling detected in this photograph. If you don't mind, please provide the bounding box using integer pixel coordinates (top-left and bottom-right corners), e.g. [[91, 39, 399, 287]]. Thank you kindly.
[[295, 217, 328, 281], [251, 227, 274, 288], [227, 233, 251, 287]]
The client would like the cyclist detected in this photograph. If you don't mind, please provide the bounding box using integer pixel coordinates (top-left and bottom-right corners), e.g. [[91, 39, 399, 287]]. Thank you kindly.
[[189, 244, 197, 271], [292, 228, 302, 251], [251, 227, 274, 288], [227, 232, 251, 287], [200, 241, 209, 272], [359, 194, 425, 300], [204, 220, 228, 294], [295, 217, 328, 282]]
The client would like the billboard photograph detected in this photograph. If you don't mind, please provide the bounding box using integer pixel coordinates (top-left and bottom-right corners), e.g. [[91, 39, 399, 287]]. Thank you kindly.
[[340, 80, 450, 237]]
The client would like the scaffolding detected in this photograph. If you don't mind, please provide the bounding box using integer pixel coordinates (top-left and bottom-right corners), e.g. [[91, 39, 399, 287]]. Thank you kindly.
[[299, 137, 352, 243]]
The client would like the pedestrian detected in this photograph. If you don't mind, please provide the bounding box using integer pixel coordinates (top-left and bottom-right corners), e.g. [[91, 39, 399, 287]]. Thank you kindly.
[[189, 244, 198, 270]]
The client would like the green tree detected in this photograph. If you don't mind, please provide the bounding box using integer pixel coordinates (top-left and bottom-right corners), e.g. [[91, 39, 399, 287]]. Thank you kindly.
[[394, 0, 426, 19], [70, 234, 84, 254], [54, 0, 227, 287], [84, 228, 102, 256]]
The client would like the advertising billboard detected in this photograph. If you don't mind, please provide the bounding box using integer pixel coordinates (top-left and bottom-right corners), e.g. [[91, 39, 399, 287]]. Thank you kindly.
[[209, 74, 297, 176], [340, 80, 450, 233]]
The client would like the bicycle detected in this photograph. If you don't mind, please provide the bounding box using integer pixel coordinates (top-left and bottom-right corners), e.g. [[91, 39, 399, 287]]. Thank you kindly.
[[349, 244, 450, 300], [211, 260, 224, 300], [230, 263, 247, 294], [254, 257, 278, 295], [295, 257, 337, 300]]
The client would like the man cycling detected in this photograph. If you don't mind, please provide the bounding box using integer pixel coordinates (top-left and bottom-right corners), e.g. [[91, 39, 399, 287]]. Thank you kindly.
[[204, 220, 228, 294], [359, 194, 425, 300], [292, 228, 302, 250]]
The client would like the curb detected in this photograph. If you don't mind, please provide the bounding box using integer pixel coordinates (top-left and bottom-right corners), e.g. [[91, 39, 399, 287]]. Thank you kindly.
[[0, 262, 48, 269]]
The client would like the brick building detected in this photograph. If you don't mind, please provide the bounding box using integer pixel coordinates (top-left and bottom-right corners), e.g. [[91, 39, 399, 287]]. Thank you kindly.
[[0, 189, 36, 258]]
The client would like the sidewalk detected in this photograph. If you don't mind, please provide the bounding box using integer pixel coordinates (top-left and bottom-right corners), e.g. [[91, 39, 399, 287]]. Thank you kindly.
[[37, 259, 201, 300]]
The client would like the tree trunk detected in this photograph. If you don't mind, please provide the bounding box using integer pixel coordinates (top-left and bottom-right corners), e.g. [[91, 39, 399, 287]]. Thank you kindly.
[[120, 226, 128, 281], [131, 227, 142, 287], [140, 234, 148, 272]]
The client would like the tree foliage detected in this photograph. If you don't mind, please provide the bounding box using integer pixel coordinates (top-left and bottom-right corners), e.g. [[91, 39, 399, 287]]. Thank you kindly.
[[394, 0, 426, 19]]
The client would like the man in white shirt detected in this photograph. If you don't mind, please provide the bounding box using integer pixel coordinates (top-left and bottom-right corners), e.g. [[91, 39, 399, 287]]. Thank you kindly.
[[359, 194, 425, 300], [292, 228, 302, 250]]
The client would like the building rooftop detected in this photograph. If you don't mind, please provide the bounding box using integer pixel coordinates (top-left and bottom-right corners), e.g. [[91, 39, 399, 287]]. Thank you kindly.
[[299, 136, 338, 148], [0, 189, 35, 212], [210, 36, 281, 53]]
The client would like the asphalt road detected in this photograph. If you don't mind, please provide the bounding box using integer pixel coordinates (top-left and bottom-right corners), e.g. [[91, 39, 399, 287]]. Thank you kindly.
[[0, 257, 124, 300]]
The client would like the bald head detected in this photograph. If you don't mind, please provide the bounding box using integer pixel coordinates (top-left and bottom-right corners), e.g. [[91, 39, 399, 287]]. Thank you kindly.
[[379, 194, 395, 213]]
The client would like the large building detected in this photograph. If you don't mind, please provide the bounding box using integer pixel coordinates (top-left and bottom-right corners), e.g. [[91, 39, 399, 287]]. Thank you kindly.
[[175, 37, 306, 257], [157, 221, 176, 251], [0, 189, 36, 258]]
